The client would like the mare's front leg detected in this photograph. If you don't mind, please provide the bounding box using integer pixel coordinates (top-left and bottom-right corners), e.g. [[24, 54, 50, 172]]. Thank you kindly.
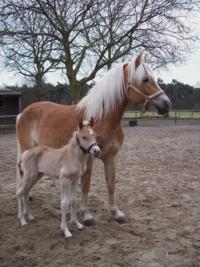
[[103, 156, 128, 224], [80, 158, 96, 226]]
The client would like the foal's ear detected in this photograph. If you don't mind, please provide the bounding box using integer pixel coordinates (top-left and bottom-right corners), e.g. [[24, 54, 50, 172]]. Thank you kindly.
[[89, 117, 94, 127], [79, 118, 84, 129], [135, 53, 143, 69]]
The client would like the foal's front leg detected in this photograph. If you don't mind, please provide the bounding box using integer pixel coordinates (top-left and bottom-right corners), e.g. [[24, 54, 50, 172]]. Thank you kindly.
[[103, 156, 128, 224], [80, 158, 96, 226], [70, 179, 83, 230], [60, 176, 72, 238]]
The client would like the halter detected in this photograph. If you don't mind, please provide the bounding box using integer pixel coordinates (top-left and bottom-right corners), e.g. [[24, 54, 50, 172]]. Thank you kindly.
[[127, 63, 164, 112], [76, 134, 98, 154]]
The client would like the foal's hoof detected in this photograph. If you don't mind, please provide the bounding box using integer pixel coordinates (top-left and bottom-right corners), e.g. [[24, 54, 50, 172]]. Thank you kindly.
[[20, 218, 28, 226], [83, 218, 96, 227], [26, 214, 34, 221], [64, 231, 72, 238], [28, 194, 33, 201], [115, 215, 128, 224], [77, 223, 84, 230]]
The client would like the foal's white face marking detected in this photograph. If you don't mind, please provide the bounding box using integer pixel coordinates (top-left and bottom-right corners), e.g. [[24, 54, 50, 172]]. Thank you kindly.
[[83, 120, 90, 126], [78, 123, 101, 158], [89, 129, 93, 135]]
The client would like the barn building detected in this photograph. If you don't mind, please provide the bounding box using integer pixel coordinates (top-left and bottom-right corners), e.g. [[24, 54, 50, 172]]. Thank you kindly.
[[0, 90, 22, 126]]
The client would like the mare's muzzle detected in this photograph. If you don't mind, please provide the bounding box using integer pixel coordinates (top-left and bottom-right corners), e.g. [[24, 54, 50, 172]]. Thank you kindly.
[[153, 95, 171, 116]]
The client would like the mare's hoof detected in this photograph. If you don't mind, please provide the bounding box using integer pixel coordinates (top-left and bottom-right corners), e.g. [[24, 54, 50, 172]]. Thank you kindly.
[[115, 215, 128, 224], [83, 218, 96, 227]]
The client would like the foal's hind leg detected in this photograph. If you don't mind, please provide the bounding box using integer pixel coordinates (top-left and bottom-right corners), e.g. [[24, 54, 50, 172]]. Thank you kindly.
[[80, 158, 96, 226], [70, 179, 83, 230], [17, 174, 42, 225], [23, 174, 43, 221], [103, 156, 128, 224], [16, 184, 27, 226]]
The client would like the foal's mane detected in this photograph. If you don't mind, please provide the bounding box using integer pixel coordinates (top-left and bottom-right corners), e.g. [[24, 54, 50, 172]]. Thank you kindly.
[[77, 57, 147, 120]]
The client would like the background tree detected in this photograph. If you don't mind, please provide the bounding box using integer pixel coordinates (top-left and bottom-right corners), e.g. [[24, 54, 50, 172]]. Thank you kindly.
[[1, 0, 199, 102], [0, 8, 60, 99]]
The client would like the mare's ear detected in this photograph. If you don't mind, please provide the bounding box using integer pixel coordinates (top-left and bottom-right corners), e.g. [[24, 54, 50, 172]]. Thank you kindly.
[[89, 117, 94, 127], [135, 53, 142, 69], [79, 118, 83, 129]]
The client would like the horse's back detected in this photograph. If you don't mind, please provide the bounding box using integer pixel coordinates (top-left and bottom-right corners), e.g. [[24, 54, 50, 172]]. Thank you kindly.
[[16, 101, 80, 151]]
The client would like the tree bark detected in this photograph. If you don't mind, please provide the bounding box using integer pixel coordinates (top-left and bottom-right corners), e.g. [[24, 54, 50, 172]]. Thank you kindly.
[[35, 73, 44, 101]]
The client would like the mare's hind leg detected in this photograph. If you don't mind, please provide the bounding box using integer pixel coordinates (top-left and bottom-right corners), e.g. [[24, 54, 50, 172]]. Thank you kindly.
[[70, 179, 83, 230], [103, 156, 128, 224], [80, 158, 96, 226]]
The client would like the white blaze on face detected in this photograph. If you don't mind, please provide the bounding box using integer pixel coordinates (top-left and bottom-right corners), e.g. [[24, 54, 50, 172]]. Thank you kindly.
[[89, 129, 94, 135], [83, 120, 89, 126]]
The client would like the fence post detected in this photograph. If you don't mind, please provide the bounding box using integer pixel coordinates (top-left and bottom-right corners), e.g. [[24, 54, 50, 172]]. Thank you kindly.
[[175, 111, 177, 125]]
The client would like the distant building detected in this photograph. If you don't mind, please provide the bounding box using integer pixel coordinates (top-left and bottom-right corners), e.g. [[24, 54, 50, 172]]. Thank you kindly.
[[0, 90, 22, 116], [0, 90, 22, 127]]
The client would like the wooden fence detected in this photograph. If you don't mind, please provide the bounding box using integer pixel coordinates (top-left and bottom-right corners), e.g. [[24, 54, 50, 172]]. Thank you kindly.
[[0, 111, 200, 133], [0, 115, 16, 133], [123, 110, 200, 127]]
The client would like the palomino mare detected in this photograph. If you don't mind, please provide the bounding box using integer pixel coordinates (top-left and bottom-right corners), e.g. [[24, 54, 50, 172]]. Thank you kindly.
[[16, 54, 170, 226]]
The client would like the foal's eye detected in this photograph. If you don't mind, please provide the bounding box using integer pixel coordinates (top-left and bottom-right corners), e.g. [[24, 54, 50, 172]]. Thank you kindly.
[[82, 136, 87, 140], [143, 77, 149, 83]]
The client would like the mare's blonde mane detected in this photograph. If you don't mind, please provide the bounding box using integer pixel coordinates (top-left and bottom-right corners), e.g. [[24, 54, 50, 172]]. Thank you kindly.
[[77, 57, 147, 120]]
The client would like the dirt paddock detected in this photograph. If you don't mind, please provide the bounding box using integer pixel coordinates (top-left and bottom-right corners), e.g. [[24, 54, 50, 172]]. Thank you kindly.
[[0, 126, 200, 267]]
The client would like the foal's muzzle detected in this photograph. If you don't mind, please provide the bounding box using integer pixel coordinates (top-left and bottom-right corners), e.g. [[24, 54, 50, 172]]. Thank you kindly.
[[89, 144, 101, 158]]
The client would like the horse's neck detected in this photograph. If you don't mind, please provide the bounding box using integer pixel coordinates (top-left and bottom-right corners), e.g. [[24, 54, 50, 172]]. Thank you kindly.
[[101, 97, 128, 130], [67, 135, 87, 161]]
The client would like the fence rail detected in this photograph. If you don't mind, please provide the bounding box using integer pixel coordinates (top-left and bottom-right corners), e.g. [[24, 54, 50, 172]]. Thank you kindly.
[[123, 110, 200, 126], [0, 115, 17, 125], [0, 115, 16, 133], [0, 111, 200, 132]]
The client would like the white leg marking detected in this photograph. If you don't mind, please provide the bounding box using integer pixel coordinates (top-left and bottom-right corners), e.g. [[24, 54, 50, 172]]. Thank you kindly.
[[104, 156, 126, 221], [60, 177, 72, 238], [16, 185, 27, 226], [70, 179, 83, 230]]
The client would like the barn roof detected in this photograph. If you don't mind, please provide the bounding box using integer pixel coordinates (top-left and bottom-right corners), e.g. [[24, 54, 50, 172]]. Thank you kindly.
[[0, 89, 22, 96]]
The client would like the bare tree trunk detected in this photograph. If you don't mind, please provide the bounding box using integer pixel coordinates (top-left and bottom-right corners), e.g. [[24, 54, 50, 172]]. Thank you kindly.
[[35, 73, 44, 101]]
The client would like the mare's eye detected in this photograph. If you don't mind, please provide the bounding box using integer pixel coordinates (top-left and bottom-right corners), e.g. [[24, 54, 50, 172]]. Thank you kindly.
[[82, 136, 87, 140], [143, 77, 149, 83]]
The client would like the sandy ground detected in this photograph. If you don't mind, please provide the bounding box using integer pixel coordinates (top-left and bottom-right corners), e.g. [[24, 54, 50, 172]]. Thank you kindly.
[[0, 126, 200, 267]]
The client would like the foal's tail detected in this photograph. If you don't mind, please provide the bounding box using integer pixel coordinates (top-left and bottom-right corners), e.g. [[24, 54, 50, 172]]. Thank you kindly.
[[16, 114, 23, 184], [17, 161, 23, 178]]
